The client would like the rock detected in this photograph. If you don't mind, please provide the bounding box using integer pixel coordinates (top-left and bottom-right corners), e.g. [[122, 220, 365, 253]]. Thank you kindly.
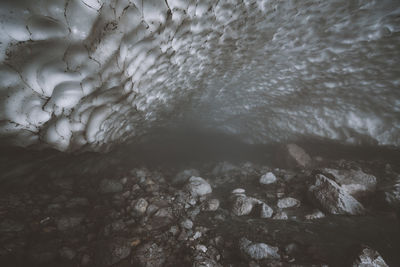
[[212, 161, 238, 176], [259, 172, 277, 185], [59, 247, 76, 260], [181, 218, 193, 230], [260, 203, 274, 218], [277, 197, 300, 209], [232, 195, 256, 216], [132, 198, 148, 215], [232, 188, 246, 194], [56, 215, 84, 231], [134, 243, 165, 267], [309, 174, 365, 215], [99, 179, 123, 194], [272, 211, 288, 220], [277, 144, 311, 169], [202, 198, 220, 211], [239, 238, 280, 260], [95, 238, 131, 266], [196, 244, 208, 253], [185, 177, 212, 197], [352, 246, 388, 267], [321, 168, 377, 198], [173, 169, 200, 185], [305, 210, 325, 220]]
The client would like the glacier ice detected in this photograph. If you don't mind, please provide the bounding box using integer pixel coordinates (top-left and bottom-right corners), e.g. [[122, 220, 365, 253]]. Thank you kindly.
[[0, 0, 399, 151]]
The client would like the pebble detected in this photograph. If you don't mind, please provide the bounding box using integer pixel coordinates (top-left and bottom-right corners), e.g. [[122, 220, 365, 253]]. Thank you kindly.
[[181, 218, 193, 230], [259, 172, 277, 185], [185, 177, 212, 197], [133, 198, 148, 215], [239, 238, 280, 260], [272, 211, 288, 220], [260, 203, 274, 218], [202, 198, 220, 211], [277, 197, 301, 209], [232, 195, 256, 216]]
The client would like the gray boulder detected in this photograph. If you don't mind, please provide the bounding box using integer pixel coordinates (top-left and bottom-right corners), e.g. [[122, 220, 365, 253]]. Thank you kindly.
[[239, 238, 280, 260], [185, 177, 212, 197], [309, 174, 365, 215]]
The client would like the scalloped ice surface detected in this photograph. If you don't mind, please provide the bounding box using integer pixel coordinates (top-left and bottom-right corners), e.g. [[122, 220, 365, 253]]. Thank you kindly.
[[0, 0, 399, 151]]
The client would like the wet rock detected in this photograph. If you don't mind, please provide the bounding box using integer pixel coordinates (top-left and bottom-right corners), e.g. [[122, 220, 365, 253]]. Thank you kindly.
[[99, 179, 123, 194], [305, 210, 325, 220], [352, 246, 388, 267], [232, 195, 257, 216], [134, 242, 166, 267], [309, 174, 365, 215], [232, 188, 246, 194], [56, 214, 84, 231], [277, 197, 300, 209], [239, 238, 280, 260], [185, 177, 212, 197], [193, 257, 221, 267], [277, 143, 311, 169], [321, 168, 377, 198], [95, 238, 131, 266], [259, 172, 277, 185], [132, 198, 148, 215], [272, 211, 288, 220], [181, 218, 193, 229], [260, 203, 274, 218], [202, 199, 220, 211], [59, 246, 76, 260], [173, 169, 200, 185]]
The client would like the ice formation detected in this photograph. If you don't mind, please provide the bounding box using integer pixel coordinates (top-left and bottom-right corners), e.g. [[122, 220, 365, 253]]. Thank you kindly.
[[0, 0, 399, 151]]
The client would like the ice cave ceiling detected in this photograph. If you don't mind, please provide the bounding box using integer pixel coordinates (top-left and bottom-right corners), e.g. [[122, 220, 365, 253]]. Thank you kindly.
[[0, 0, 399, 151]]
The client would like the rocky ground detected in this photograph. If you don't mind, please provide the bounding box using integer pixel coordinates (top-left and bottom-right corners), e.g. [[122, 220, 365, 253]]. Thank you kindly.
[[0, 144, 399, 267]]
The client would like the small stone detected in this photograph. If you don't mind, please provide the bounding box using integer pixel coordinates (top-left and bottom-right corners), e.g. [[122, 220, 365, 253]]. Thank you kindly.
[[272, 211, 288, 220], [185, 177, 212, 197], [99, 179, 123, 194], [59, 247, 76, 260], [181, 219, 193, 230], [133, 198, 148, 215], [260, 203, 274, 218], [232, 195, 256, 216], [134, 243, 165, 267], [202, 199, 220, 211], [277, 197, 300, 209], [239, 238, 280, 260], [232, 188, 246, 194], [305, 210, 325, 220], [196, 244, 208, 253], [259, 172, 277, 185], [353, 246, 388, 267]]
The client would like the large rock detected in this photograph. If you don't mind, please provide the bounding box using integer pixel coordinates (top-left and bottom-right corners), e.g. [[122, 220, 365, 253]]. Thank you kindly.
[[173, 169, 200, 185], [352, 247, 388, 267], [239, 238, 280, 260], [277, 144, 311, 169], [277, 197, 300, 209], [231, 195, 257, 216], [185, 176, 212, 197], [308, 174, 365, 215], [321, 168, 377, 198]]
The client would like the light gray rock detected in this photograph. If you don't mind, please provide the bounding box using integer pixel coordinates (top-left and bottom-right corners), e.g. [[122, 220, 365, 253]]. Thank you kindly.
[[232, 188, 246, 194], [239, 238, 280, 260], [309, 174, 365, 215], [321, 168, 377, 198], [181, 219, 193, 230], [185, 177, 212, 197], [352, 247, 388, 267], [173, 169, 200, 185], [272, 211, 288, 220], [232, 195, 256, 216], [133, 198, 148, 215], [259, 172, 277, 185], [277, 197, 300, 209], [305, 210, 325, 220], [99, 179, 123, 194], [260, 203, 274, 218]]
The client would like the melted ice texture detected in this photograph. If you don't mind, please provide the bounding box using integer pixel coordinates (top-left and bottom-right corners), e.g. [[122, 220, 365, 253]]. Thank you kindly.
[[0, 0, 399, 151]]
